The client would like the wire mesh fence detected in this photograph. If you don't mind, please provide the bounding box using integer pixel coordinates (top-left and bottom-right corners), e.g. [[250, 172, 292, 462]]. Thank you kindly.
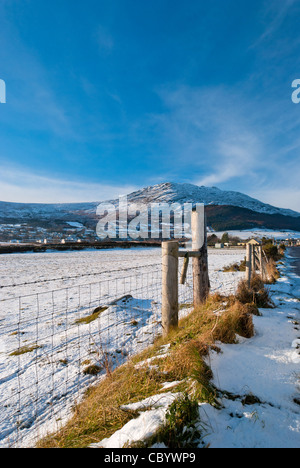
[[0, 248, 245, 448], [0, 256, 197, 448]]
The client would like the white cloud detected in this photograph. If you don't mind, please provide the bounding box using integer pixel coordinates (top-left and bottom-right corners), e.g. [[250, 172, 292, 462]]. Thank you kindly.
[[0, 167, 137, 203], [155, 85, 263, 187], [252, 187, 300, 213], [151, 85, 300, 214], [197, 135, 260, 186], [96, 26, 114, 53], [251, 0, 298, 47]]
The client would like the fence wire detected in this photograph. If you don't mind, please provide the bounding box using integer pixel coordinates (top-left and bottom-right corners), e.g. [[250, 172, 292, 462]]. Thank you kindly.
[[0, 258, 196, 448]]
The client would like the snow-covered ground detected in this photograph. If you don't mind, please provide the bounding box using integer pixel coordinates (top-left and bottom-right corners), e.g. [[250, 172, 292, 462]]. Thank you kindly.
[[0, 247, 245, 448], [91, 250, 300, 449], [216, 229, 300, 241], [200, 251, 300, 448]]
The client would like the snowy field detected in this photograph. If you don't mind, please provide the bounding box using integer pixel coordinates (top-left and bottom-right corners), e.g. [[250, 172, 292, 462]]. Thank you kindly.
[[0, 247, 245, 448], [215, 229, 300, 241]]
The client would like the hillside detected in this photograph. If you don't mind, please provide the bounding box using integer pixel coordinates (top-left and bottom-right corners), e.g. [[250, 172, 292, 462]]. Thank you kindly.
[[124, 183, 300, 218], [0, 183, 300, 241]]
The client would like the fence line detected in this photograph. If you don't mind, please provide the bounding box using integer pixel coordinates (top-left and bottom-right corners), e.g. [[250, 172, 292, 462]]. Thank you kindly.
[[0, 249, 245, 448], [0, 262, 162, 290], [245, 242, 268, 285], [0, 259, 196, 448]]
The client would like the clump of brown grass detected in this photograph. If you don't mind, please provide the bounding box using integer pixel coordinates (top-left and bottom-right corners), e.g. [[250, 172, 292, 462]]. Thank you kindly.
[[83, 364, 102, 376], [265, 259, 281, 284], [236, 274, 274, 309], [212, 301, 255, 342], [9, 344, 42, 356], [74, 306, 108, 325], [223, 258, 246, 272]]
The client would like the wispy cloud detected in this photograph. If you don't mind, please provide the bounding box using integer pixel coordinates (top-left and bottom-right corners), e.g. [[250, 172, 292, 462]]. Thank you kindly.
[[146, 83, 300, 212], [0, 166, 137, 203], [0, 1, 299, 213], [152, 85, 263, 186], [0, 4, 83, 140], [198, 138, 259, 186], [252, 187, 300, 212], [96, 25, 114, 54], [251, 0, 298, 47]]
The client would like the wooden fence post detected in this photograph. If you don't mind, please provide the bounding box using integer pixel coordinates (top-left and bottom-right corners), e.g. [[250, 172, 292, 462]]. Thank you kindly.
[[259, 246, 264, 280], [191, 211, 210, 307], [246, 243, 252, 286], [251, 245, 256, 273], [180, 253, 189, 285], [162, 241, 179, 336]]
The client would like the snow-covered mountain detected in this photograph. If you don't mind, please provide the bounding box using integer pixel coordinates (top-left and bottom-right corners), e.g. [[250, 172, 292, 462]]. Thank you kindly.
[[0, 182, 299, 219], [122, 183, 300, 218], [0, 183, 300, 239]]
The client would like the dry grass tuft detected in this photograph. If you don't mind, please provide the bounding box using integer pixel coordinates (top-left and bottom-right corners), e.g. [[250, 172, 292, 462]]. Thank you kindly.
[[212, 301, 255, 342], [223, 258, 246, 272], [265, 259, 281, 284], [74, 306, 108, 325], [236, 274, 274, 309]]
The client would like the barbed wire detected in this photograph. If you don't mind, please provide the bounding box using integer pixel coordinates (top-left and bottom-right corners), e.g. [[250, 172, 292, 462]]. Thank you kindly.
[[0, 262, 161, 290]]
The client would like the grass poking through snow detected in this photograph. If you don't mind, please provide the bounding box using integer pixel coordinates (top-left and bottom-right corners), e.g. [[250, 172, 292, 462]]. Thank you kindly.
[[37, 291, 259, 449]]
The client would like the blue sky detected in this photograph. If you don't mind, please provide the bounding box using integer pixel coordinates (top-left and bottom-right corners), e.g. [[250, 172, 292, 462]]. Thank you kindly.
[[0, 0, 300, 211]]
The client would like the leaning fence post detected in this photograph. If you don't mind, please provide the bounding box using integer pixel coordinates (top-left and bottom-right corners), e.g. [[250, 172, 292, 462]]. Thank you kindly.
[[191, 210, 210, 307], [180, 253, 189, 285], [246, 243, 252, 286], [162, 241, 179, 336], [259, 246, 264, 280]]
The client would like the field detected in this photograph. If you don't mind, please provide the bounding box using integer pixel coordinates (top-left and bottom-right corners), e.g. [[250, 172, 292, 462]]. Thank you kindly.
[[0, 247, 245, 447]]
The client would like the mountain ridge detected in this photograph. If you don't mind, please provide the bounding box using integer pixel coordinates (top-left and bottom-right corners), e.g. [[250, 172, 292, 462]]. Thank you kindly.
[[0, 182, 300, 239], [0, 182, 299, 218], [117, 182, 300, 218]]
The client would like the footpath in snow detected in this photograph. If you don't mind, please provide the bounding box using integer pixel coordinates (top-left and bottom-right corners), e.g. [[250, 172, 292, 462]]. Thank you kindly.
[[199, 249, 300, 448]]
